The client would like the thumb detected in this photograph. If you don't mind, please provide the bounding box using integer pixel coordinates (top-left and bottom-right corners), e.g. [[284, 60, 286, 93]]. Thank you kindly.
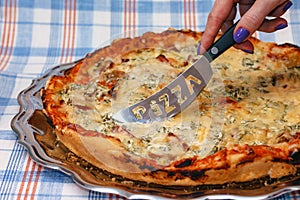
[[233, 0, 287, 43]]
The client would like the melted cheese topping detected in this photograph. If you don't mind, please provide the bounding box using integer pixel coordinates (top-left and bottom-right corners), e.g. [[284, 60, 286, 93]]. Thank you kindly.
[[59, 44, 300, 168]]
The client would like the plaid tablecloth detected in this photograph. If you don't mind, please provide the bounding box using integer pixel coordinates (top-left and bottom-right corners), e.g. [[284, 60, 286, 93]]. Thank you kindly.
[[1, 0, 300, 199]]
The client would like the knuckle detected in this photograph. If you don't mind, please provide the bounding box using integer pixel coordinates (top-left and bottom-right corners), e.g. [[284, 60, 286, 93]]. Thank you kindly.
[[242, 14, 262, 27], [208, 12, 224, 24]]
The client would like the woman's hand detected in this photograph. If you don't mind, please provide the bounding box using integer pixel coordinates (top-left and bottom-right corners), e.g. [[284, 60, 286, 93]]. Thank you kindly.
[[200, 0, 293, 54]]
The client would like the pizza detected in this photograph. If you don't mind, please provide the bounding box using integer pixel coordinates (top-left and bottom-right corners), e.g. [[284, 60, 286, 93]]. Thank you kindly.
[[40, 29, 300, 188]]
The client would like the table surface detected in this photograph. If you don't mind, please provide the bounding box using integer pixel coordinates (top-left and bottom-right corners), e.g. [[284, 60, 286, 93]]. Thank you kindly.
[[1, 0, 300, 199]]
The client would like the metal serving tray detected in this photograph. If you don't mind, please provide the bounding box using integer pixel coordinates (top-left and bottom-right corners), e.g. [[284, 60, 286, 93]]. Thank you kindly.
[[11, 59, 300, 200]]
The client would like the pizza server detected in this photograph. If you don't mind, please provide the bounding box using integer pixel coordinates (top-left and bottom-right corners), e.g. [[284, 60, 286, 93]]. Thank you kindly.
[[113, 22, 238, 124]]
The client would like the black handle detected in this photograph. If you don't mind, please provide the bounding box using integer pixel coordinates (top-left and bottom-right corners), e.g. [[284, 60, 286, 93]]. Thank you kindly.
[[203, 21, 238, 62]]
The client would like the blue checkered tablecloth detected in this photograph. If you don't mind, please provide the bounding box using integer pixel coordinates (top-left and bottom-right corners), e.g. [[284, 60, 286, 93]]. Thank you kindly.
[[1, 0, 300, 199]]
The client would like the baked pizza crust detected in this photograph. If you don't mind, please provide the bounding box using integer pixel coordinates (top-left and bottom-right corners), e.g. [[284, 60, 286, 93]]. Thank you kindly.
[[42, 29, 300, 186]]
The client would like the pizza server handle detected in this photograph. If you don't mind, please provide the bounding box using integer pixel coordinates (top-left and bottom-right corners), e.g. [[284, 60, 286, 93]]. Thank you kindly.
[[203, 21, 238, 62]]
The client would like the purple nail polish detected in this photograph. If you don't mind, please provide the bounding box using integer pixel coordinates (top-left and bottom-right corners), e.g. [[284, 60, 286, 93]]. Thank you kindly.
[[275, 23, 288, 31], [234, 27, 250, 43], [283, 1, 293, 12], [197, 43, 201, 55], [242, 49, 254, 54]]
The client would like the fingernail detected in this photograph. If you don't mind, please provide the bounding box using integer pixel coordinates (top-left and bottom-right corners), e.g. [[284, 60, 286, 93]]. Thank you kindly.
[[197, 43, 201, 55], [283, 1, 293, 12], [242, 49, 254, 54], [234, 27, 250, 43], [275, 23, 288, 31]]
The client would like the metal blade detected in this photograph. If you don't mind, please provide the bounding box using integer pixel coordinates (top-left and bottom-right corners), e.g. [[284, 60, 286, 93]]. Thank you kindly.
[[112, 56, 212, 124], [113, 22, 238, 124]]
